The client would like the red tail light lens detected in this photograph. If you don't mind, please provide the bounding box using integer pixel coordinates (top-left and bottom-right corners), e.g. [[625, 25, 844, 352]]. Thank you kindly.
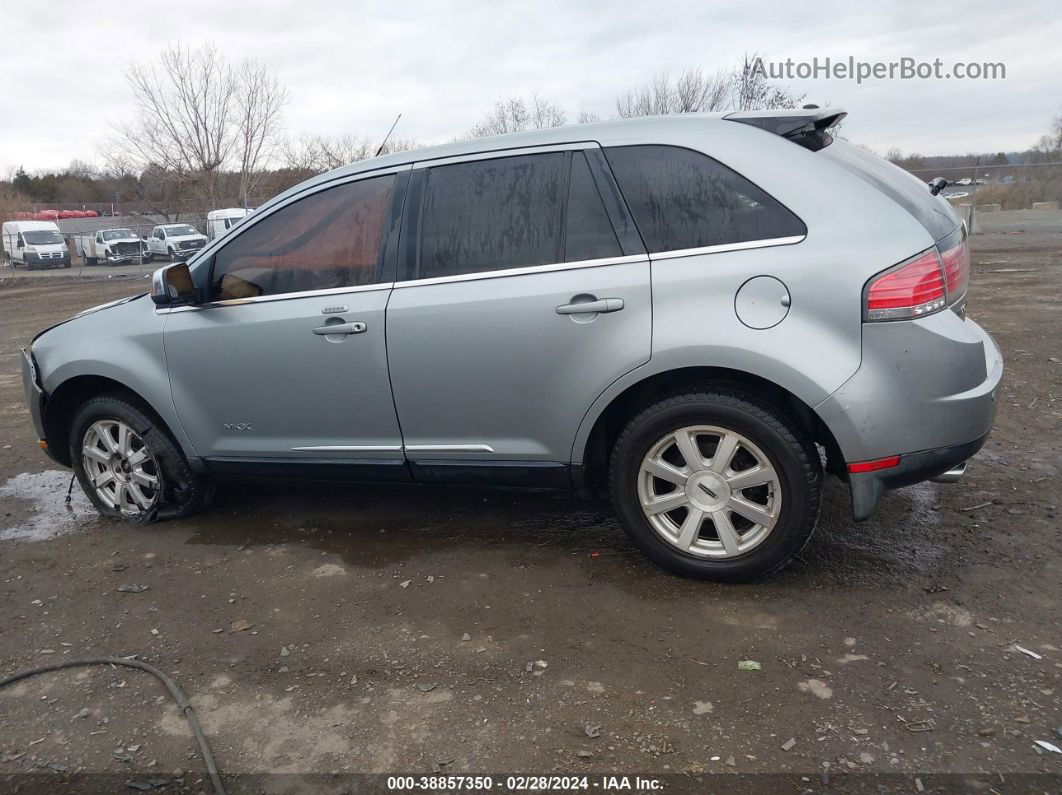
[[865, 249, 947, 321], [847, 455, 901, 474], [940, 238, 970, 301]]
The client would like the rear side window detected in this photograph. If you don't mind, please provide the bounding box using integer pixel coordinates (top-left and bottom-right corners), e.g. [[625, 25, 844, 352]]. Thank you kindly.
[[418, 153, 565, 278], [565, 152, 622, 262], [211, 174, 394, 300], [604, 145, 805, 253]]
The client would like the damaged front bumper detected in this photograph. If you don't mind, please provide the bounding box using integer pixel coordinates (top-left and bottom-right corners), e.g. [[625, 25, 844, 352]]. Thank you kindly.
[[21, 348, 59, 463]]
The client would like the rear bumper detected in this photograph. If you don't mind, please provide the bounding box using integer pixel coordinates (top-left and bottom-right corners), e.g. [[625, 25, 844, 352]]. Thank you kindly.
[[815, 311, 1003, 520], [847, 433, 989, 520]]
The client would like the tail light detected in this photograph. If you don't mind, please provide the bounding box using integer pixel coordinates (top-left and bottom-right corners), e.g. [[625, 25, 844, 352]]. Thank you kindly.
[[865, 249, 947, 321], [940, 237, 969, 301]]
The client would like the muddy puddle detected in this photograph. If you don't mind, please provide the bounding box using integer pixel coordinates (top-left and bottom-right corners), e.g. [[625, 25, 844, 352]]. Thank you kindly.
[[0, 469, 96, 541]]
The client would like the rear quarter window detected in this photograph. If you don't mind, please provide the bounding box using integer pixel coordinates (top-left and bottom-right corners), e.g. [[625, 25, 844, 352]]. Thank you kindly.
[[604, 145, 806, 254]]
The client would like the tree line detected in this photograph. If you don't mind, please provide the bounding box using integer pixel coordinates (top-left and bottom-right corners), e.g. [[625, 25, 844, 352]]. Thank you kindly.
[[4, 43, 1062, 219]]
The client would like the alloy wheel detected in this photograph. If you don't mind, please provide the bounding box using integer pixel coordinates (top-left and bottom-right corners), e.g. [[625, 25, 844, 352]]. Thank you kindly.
[[81, 419, 161, 516], [637, 425, 781, 559]]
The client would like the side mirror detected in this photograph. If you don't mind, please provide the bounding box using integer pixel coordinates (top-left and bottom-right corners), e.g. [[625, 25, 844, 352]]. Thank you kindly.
[[151, 263, 196, 307]]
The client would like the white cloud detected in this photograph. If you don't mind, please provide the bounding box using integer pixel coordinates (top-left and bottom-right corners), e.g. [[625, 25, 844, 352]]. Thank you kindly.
[[2, 0, 1059, 174]]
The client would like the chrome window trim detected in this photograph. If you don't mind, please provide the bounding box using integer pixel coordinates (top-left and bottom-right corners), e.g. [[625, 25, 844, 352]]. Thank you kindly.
[[394, 254, 645, 289], [291, 445, 402, 452], [649, 235, 806, 261], [157, 281, 395, 314], [404, 444, 495, 453], [391, 236, 804, 290], [289, 443, 494, 454], [411, 141, 599, 171]]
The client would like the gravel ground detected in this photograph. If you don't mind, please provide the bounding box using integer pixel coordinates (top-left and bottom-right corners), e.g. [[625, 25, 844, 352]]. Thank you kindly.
[[1, 211, 1060, 793]]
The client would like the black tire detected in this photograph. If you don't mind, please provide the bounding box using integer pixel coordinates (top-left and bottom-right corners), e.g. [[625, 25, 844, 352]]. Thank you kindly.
[[143, 251, 153, 263], [609, 389, 821, 582], [70, 394, 213, 522], [167, 247, 175, 261], [86, 256, 97, 266]]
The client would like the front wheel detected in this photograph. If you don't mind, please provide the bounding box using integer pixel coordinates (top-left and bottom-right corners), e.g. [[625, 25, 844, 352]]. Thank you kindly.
[[70, 395, 213, 521], [609, 390, 821, 582]]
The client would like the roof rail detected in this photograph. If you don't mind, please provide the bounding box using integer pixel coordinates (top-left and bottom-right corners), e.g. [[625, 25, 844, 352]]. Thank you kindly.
[[724, 108, 847, 152]]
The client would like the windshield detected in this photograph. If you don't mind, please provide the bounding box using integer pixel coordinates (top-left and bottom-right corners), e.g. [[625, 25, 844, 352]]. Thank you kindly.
[[24, 231, 63, 245], [102, 229, 135, 240], [165, 225, 198, 236]]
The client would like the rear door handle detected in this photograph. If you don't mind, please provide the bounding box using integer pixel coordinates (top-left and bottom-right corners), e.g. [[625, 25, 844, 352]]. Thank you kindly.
[[555, 298, 624, 315], [312, 321, 366, 336]]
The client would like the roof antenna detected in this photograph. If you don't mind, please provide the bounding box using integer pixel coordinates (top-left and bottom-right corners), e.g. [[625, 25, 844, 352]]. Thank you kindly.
[[375, 114, 402, 157]]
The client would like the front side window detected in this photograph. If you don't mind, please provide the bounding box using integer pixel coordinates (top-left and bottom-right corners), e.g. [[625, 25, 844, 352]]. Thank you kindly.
[[604, 145, 806, 253], [211, 174, 395, 300], [417, 153, 566, 279]]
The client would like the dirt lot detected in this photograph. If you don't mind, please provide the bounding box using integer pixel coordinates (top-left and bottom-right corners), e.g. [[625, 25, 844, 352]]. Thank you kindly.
[[1, 211, 1060, 793]]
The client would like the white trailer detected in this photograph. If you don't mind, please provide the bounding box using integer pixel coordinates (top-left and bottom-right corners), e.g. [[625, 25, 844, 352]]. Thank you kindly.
[[206, 208, 253, 241]]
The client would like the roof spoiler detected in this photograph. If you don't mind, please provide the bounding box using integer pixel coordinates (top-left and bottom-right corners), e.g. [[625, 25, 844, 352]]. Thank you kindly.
[[724, 108, 847, 152]]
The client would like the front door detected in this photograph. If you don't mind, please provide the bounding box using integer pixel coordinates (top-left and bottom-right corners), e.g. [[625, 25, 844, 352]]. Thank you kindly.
[[164, 168, 409, 478], [385, 147, 651, 484]]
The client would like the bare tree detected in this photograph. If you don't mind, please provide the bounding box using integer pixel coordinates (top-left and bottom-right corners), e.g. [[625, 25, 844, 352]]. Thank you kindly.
[[106, 43, 288, 212], [616, 68, 731, 118], [615, 58, 803, 119], [234, 60, 289, 207], [731, 54, 805, 111], [468, 94, 566, 138], [280, 132, 419, 176]]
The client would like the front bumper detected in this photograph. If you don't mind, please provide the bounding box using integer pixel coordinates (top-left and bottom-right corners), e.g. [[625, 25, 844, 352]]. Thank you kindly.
[[816, 312, 1003, 520], [21, 349, 47, 438], [25, 252, 70, 268]]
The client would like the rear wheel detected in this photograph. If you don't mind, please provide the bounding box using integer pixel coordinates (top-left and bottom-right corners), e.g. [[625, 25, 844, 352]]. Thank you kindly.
[[609, 389, 821, 582], [70, 395, 213, 521]]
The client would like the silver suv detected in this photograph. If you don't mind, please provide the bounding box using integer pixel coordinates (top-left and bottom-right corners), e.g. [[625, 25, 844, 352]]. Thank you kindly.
[[21, 109, 1002, 581]]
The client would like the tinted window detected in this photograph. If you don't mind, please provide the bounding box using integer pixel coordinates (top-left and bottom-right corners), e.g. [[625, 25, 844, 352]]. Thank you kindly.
[[565, 152, 621, 262], [211, 175, 394, 300], [418, 153, 565, 278], [604, 145, 805, 253]]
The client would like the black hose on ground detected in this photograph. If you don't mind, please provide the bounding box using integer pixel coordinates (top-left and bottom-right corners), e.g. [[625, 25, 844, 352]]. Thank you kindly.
[[0, 656, 226, 795]]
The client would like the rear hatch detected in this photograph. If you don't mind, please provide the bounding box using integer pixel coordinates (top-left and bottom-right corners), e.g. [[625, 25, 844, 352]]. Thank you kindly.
[[817, 140, 961, 241], [726, 108, 960, 242]]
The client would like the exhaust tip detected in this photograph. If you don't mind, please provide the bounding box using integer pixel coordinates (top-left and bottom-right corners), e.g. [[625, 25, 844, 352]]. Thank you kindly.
[[932, 461, 967, 484]]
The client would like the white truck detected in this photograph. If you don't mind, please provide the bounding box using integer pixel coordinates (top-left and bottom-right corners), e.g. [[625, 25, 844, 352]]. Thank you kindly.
[[71, 228, 144, 266], [143, 223, 208, 262], [1, 220, 71, 269], [206, 208, 253, 241]]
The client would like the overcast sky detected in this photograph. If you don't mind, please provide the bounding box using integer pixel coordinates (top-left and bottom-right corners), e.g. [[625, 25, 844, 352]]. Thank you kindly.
[[3, 0, 1059, 174]]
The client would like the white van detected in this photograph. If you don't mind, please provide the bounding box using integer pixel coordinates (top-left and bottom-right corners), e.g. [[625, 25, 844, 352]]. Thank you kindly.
[[206, 208, 253, 241], [1, 221, 71, 269]]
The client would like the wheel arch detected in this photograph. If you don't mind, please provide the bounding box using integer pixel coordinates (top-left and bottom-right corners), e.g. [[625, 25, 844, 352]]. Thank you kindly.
[[575, 365, 844, 494], [43, 375, 174, 467]]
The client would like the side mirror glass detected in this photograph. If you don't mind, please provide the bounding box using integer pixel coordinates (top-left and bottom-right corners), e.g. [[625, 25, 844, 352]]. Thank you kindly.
[[151, 263, 196, 306]]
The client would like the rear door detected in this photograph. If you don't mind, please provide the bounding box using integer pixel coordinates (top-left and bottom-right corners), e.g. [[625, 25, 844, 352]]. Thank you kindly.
[[385, 144, 650, 485]]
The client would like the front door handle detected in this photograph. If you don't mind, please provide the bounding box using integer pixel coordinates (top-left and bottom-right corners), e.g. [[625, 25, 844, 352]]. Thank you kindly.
[[312, 321, 366, 336], [555, 298, 624, 315]]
